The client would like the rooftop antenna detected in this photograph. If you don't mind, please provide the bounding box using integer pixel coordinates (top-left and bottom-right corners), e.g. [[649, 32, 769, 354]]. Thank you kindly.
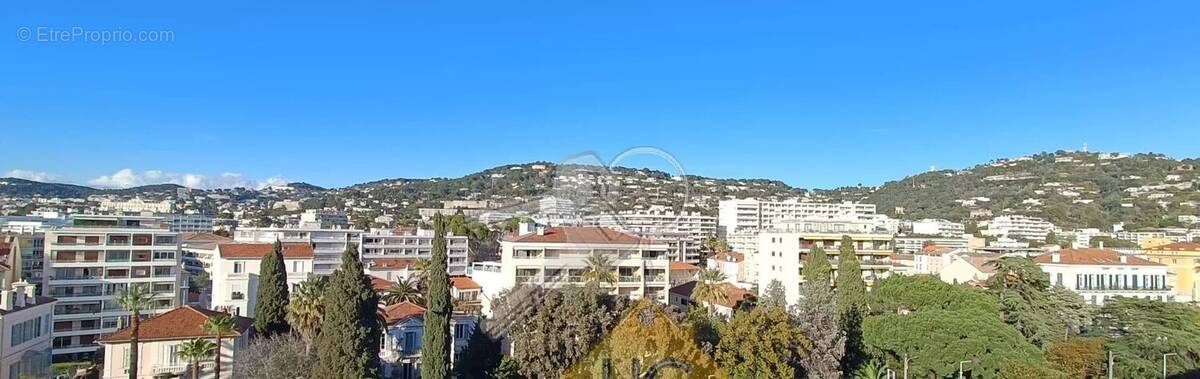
[[929, 165, 936, 172], [1083, 142, 1089, 153]]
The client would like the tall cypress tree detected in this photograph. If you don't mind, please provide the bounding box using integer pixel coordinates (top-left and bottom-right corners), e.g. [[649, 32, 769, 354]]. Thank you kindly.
[[835, 235, 867, 373], [253, 239, 291, 336], [803, 245, 833, 285], [314, 243, 381, 378], [422, 213, 452, 379]]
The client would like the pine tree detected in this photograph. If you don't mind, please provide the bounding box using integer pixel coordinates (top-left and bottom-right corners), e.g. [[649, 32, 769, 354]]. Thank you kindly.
[[453, 321, 500, 378], [762, 279, 787, 308], [835, 235, 867, 373], [313, 243, 381, 378], [253, 239, 291, 336], [803, 245, 832, 285], [421, 213, 452, 379]]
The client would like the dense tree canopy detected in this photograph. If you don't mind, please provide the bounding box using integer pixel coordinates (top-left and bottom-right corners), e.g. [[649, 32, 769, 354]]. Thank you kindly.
[[313, 244, 381, 378], [491, 285, 628, 379], [715, 306, 808, 379], [1091, 297, 1200, 378], [793, 281, 844, 379], [985, 256, 1092, 348]]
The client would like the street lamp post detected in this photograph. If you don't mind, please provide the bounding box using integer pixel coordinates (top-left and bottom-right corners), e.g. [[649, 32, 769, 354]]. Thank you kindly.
[[1108, 351, 1115, 379], [903, 353, 911, 379], [958, 360, 971, 379], [1162, 353, 1177, 379]]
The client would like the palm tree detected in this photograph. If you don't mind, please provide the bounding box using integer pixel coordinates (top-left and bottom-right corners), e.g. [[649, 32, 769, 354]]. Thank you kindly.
[[115, 284, 156, 379], [412, 258, 433, 291], [381, 277, 423, 306], [852, 361, 887, 379], [581, 252, 617, 286], [691, 268, 729, 313], [286, 277, 326, 353], [202, 315, 236, 379], [176, 338, 217, 379]]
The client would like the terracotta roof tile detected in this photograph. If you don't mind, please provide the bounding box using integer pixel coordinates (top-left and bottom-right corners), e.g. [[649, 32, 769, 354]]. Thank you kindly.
[[669, 261, 700, 271], [369, 275, 394, 292], [1034, 248, 1163, 266], [450, 276, 481, 290], [98, 306, 252, 343], [505, 227, 659, 245], [182, 232, 232, 242], [382, 301, 426, 324], [368, 258, 418, 270], [217, 243, 314, 259], [1153, 242, 1200, 251], [669, 281, 755, 309]]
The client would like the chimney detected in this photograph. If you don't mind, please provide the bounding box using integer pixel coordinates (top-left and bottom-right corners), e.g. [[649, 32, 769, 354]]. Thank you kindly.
[[11, 285, 25, 308], [536, 226, 546, 236], [1051, 253, 1061, 263], [0, 291, 11, 311], [1119, 255, 1128, 264], [517, 222, 533, 236], [1099, 241, 1105, 249]]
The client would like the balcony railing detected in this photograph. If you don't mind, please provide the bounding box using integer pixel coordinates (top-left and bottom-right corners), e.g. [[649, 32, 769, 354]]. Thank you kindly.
[[618, 275, 642, 283]]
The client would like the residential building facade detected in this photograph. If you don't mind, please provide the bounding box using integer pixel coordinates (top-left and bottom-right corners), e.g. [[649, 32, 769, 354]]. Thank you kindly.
[[1141, 242, 1200, 303], [97, 306, 253, 379], [210, 243, 314, 317], [717, 199, 876, 235], [755, 225, 894, 305], [378, 301, 478, 379], [581, 208, 717, 263], [0, 282, 55, 379], [43, 215, 184, 362], [1035, 248, 1173, 305], [233, 225, 361, 276], [359, 228, 470, 276], [983, 215, 1055, 241]]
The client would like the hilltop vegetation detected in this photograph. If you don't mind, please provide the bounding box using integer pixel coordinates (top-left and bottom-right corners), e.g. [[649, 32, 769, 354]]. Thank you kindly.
[[4, 151, 1199, 230]]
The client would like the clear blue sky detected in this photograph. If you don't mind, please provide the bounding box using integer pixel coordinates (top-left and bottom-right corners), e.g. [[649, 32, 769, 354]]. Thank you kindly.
[[3, 1, 1199, 189]]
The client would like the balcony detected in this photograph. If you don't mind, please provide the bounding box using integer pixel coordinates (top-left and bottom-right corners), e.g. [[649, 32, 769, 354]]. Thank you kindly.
[[152, 362, 215, 375], [515, 276, 539, 284], [618, 275, 642, 283]]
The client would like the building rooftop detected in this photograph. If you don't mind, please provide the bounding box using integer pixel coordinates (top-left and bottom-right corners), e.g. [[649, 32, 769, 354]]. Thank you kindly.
[[669, 261, 700, 271], [368, 258, 418, 270], [98, 306, 253, 343], [1150, 242, 1200, 251], [381, 301, 426, 324], [182, 232, 233, 242], [1034, 248, 1162, 266], [450, 276, 481, 290], [217, 243, 315, 259], [669, 281, 755, 309], [505, 226, 659, 245]]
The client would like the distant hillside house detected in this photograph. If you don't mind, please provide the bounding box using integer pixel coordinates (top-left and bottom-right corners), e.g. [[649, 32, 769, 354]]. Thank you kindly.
[[1035, 248, 1172, 306]]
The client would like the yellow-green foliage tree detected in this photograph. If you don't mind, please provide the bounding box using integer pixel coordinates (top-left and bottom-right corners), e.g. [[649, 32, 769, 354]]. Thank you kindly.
[[716, 306, 810, 378], [1045, 338, 1105, 379], [562, 301, 727, 379]]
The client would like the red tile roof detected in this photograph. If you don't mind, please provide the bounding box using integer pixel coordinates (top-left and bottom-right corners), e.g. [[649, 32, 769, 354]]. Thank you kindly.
[[669, 261, 700, 271], [217, 243, 314, 259], [381, 301, 426, 324], [1034, 249, 1163, 266], [369, 275, 394, 292], [505, 227, 658, 245], [368, 258, 418, 270], [450, 276, 481, 290], [98, 306, 253, 343], [669, 281, 755, 309], [1152, 242, 1200, 251], [711, 252, 745, 263], [182, 232, 233, 242]]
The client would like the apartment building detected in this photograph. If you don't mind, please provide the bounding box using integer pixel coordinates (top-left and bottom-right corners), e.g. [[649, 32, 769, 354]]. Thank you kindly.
[[359, 228, 470, 276], [755, 221, 894, 305], [2, 233, 45, 288], [43, 215, 183, 362], [894, 236, 970, 254], [299, 209, 350, 228], [717, 199, 876, 234], [983, 215, 1055, 241], [487, 226, 672, 313], [0, 282, 55, 379], [234, 225, 361, 275], [210, 243, 314, 317], [163, 214, 214, 233], [581, 209, 717, 263], [98, 198, 175, 214], [908, 219, 966, 237], [179, 232, 231, 274], [1141, 242, 1200, 303], [1035, 248, 1173, 305]]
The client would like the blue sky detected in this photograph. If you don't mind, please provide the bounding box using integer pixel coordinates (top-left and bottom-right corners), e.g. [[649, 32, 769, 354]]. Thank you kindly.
[[2, 1, 1199, 189]]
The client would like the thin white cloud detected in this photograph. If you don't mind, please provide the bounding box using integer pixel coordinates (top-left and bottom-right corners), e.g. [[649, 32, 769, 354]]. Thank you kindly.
[[87, 169, 289, 190], [4, 169, 66, 182]]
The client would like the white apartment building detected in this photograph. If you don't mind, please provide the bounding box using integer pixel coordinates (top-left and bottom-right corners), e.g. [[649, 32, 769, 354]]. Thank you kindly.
[[756, 222, 894, 305], [163, 214, 214, 233], [299, 209, 350, 228], [894, 236, 970, 254], [983, 215, 1055, 241], [98, 198, 175, 214], [0, 282, 55, 379], [581, 208, 717, 263], [909, 219, 965, 237], [2, 233, 46, 288], [717, 199, 876, 235], [234, 225, 361, 275], [1035, 248, 1173, 305], [726, 230, 760, 282], [487, 226, 672, 313], [179, 232, 231, 274], [43, 215, 184, 362], [210, 243, 314, 317], [379, 301, 478, 379], [360, 228, 471, 276]]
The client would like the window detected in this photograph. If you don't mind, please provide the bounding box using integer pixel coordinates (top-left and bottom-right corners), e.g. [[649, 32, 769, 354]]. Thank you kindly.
[[454, 324, 467, 339], [232, 291, 245, 300], [10, 317, 42, 347], [153, 251, 175, 260], [234, 262, 245, 274], [403, 331, 419, 352], [292, 261, 301, 273], [166, 344, 181, 366]]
